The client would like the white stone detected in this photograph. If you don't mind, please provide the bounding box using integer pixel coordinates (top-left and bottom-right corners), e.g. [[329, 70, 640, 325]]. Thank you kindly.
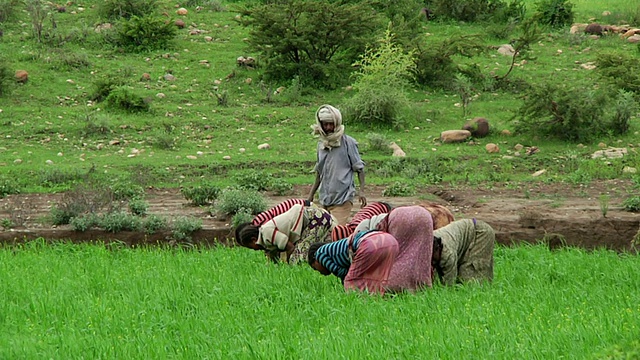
[[223, 156, 231, 160], [258, 143, 270, 150], [532, 169, 546, 177], [45, 160, 54, 165], [623, 166, 637, 174]]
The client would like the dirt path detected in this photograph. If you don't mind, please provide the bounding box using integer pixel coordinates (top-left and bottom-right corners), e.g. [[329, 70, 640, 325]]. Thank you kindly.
[[1, 181, 638, 251]]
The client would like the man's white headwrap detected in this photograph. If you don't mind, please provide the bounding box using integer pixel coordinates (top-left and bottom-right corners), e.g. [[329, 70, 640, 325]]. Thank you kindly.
[[311, 104, 345, 149]]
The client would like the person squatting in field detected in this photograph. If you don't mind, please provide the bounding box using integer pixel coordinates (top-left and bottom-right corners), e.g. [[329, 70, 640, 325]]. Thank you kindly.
[[353, 202, 454, 234], [307, 104, 366, 225], [307, 230, 399, 295], [309, 205, 435, 293], [432, 218, 495, 286], [235, 203, 337, 264], [330, 201, 393, 241]]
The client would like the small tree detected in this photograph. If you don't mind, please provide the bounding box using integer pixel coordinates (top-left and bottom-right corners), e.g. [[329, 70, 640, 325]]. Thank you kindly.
[[237, 0, 381, 88], [343, 26, 415, 128]]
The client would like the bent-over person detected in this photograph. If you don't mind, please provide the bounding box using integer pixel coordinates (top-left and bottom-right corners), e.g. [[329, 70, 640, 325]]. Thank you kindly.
[[432, 218, 495, 286]]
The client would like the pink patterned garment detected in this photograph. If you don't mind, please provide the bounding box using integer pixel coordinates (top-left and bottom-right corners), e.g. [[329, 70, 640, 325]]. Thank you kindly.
[[377, 205, 434, 292], [344, 231, 399, 296]]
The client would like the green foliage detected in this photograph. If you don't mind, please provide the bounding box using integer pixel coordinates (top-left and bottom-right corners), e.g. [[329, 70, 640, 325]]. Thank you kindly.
[[100, 211, 142, 233], [494, 18, 543, 82], [375, 158, 444, 184], [622, 196, 640, 212], [170, 216, 202, 242], [50, 205, 79, 226], [110, 179, 145, 201], [142, 214, 169, 235], [90, 75, 127, 103], [70, 213, 101, 232], [0, 0, 21, 23], [609, 90, 637, 136], [534, 0, 574, 28], [269, 178, 293, 196], [430, 0, 525, 23], [515, 82, 635, 142], [382, 182, 416, 197], [0, 59, 12, 97], [413, 35, 485, 89], [598, 194, 609, 218], [112, 15, 177, 52], [0, 177, 21, 198], [1, 218, 14, 229], [215, 188, 267, 217], [39, 168, 86, 188], [344, 28, 415, 127], [237, 0, 381, 88], [231, 208, 253, 229], [97, 0, 158, 21], [181, 183, 220, 206], [596, 52, 640, 94], [128, 198, 149, 216], [365, 133, 390, 153], [105, 86, 151, 113], [81, 113, 112, 138]]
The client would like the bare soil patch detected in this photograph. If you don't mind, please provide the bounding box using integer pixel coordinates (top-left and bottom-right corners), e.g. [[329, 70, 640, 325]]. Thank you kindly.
[[1, 180, 638, 251]]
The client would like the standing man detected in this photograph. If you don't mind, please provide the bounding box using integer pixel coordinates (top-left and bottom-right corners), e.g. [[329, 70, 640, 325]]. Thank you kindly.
[[307, 104, 366, 225]]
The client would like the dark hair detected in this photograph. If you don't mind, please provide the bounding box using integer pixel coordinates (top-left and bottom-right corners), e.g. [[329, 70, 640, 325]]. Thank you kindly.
[[433, 236, 443, 252], [380, 201, 393, 212], [235, 222, 259, 247], [307, 242, 330, 266]]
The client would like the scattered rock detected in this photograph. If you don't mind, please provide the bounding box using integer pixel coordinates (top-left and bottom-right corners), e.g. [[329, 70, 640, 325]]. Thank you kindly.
[[591, 147, 627, 159], [258, 143, 270, 150], [525, 146, 539, 156], [570, 23, 588, 34], [602, 10, 611, 16], [175, 19, 186, 28], [462, 117, 490, 138], [186, 155, 198, 160], [628, 35, 640, 43], [239, 148, 246, 153], [223, 156, 231, 160], [501, 129, 512, 136], [109, 140, 120, 146], [245, 78, 252, 85], [204, 36, 213, 41], [532, 169, 546, 177], [176, 8, 188, 15], [140, 73, 151, 81], [273, 86, 285, 95], [45, 160, 54, 165], [485, 143, 500, 153], [156, 93, 166, 98], [14, 159, 22, 164], [163, 73, 176, 81], [580, 62, 596, 70], [514, 144, 524, 151], [236, 56, 256, 68], [623, 166, 637, 174], [440, 130, 471, 143], [389, 142, 406, 157], [498, 44, 515, 56], [621, 28, 640, 39], [598, 142, 607, 148], [15, 70, 28, 84]]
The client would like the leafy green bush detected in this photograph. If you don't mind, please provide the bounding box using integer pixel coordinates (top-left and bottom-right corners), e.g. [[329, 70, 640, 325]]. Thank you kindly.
[[237, 0, 380, 88], [215, 188, 267, 217], [534, 0, 574, 28], [231, 208, 254, 230], [100, 211, 142, 233], [622, 196, 640, 212], [81, 113, 112, 138], [382, 182, 416, 197], [181, 183, 220, 206], [112, 15, 176, 52], [269, 179, 293, 196], [0, 0, 21, 23], [596, 52, 640, 94], [366, 133, 390, 153], [343, 28, 414, 128], [232, 170, 272, 192], [90, 76, 127, 103], [50, 205, 81, 226], [142, 214, 169, 235], [111, 179, 145, 201], [0, 58, 13, 97], [105, 86, 151, 113], [128, 198, 149, 216], [39, 168, 85, 188], [0, 177, 21, 198], [70, 214, 101, 232], [431, 0, 524, 22], [170, 216, 202, 242], [515, 82, 635, 142], [97, 0, 158, 21]]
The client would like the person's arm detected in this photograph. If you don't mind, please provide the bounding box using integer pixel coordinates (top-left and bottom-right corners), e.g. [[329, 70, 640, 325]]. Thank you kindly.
[[439, 250, 458, 286], [284, 241, 295, 263], [308, 172, 321, 203], [356, 170, 367, 207]]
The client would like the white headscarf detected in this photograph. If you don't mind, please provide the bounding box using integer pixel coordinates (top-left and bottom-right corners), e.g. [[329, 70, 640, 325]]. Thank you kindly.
[[311, 104, 345, 149]]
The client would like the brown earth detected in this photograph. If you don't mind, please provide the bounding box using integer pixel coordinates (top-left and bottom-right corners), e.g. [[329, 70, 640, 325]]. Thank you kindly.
[[1, 180, 639, 252]]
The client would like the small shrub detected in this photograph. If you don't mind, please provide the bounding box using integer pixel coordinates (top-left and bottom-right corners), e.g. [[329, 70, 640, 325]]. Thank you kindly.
[[231, 208, 254, 230], [90, 76, 126, 103], [113, 15, 176, 52], [599, 194, 609, 218], [81, 113, 112, 137], [431, 0, 519, 22], [142, 214, 169, 235], [170, 216, 202, 242], [534, 0, 574, 28], [70, 214, 100, 232], [215, 188, 267, 217], [105, 86, 151, 113], [0, 59, 14, 97], [0, 177, 21, 198], [269, 178, 293, 196], [366, 133, 390, 153], [181, 183, 220, 206], [100, 211, 142, 233], [382, 182, 416, 197], [622, 196, 640, 212], [49, 183, 116, 225], [232, 170, 272, 192], [343, 27, 414, 128], [596, 52, 640, 94], [128, 198, 149, 216], [39, 168, 85, 188], [50, 205, 80, 226], [97, 0, 158, 21], [111, 179, 144, 201], [1, 218, 14, 230], [0, 0, 21, 23]]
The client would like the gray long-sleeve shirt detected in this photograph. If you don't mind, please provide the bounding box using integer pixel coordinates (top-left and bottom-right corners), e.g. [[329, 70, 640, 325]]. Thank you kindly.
[[315, 135, 364, 207]]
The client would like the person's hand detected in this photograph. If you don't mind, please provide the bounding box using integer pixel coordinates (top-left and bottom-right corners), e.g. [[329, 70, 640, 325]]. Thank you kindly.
[[357, 191, 367, 207]]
